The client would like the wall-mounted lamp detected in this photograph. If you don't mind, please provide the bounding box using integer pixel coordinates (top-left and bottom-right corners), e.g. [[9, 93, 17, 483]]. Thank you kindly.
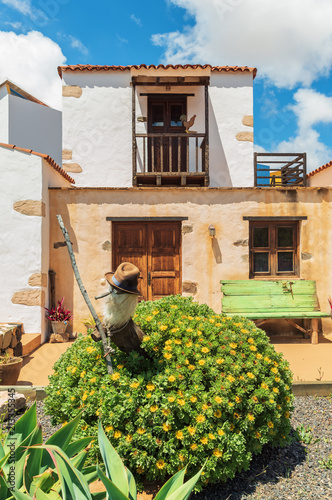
[[208, 224, 216, 238]]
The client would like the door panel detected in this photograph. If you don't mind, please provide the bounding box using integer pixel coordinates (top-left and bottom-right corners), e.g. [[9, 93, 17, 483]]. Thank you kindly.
[[112, 222, 181, 301]]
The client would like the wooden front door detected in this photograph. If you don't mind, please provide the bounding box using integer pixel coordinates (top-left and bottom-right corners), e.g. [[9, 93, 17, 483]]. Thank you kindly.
[[148, 96, 187, 173], [112, 222, 181, 301]]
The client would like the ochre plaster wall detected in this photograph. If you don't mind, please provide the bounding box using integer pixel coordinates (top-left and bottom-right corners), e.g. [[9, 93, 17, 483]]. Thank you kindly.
[[49, 186, 332, 336]]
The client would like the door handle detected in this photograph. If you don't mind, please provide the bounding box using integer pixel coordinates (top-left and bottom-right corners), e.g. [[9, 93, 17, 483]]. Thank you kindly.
[[148, 272, 151, 286]]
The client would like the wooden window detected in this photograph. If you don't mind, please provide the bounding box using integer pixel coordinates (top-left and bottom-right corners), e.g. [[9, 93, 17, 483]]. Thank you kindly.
[[249, 221, 299, 278]]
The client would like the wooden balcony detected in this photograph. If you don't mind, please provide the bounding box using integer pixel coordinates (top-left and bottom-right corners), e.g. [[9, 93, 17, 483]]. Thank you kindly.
[[254, 153, 307, 187], [133, 133, 209, 187]]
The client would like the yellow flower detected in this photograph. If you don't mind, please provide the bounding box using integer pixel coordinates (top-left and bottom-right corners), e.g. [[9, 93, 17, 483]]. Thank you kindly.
[[95, 410, 100, 416], [190, 443, 198, 450], [215, 396, 222, 404], [255, 431, 261, 439], [137, 428, 146, 434], [117, 365, 124, 369], [114, 430, 121, 439], [214, 410, 222, 418], [250, 345, 257, 351], [176, 430, 184, 440], [186, 341, 192, 347], [230, 350, 236, 356], [82, 393, 88, 401], [269, 398, 275, 404], [285, 384, 290, 390], [163, 423, 171, 431], [164, 345, 172, 351], [188, 426, 196, 436], [162, 408, 171, 416], [275, 377, 281, 382], [216, 358, 224, 364], [156, 459, 166, 469], [196, 415, 205, 423], [248, 338, 254, 344], [271, 367, 278, 374], [168, 396, 175, 403], [202, 403, 209, 410], [164, 353, 172, 360], [256, 353, 263, 359], [213, 448, 223, 457], [200, 436, 208, 444], [247, 372, 255, 379], [90, 390, 95, 396], [190, 396, 197, 403], [248, 414, 255, 421], [112, 372, 120, 381], [188, 364, 195, 371], [146, 393, 152, 398], [86, 346, 95, 354], [218, 429, 225, 436], [137, 466, 144, 474], [267, 421, 274, 428], [273, 387, 279, 394], [153, 346, 159, 351], [252, 396, 258, 403], [228, 375, 235, 383], [90, 377, 97, 383], [230, 342, 237, 349], [177, 399, 185, 406], [142, 336, 150, 342], [228, 401, 234, 407], [130, 381, 139, 389], [241, 328, 249, 334], [168, 375, 176, 382], [229, 424, 235, 431], [264, 356, 271, 362], [179, 454, 185, 462], [208, 433, 215, 440], [80, 371, 86, 378], [70, 396, 75, 401], [171, 305, 178, 309], [186, 328, 193, 333], [233, 412, 240, 419], [198, 359, 205, 366], [235, 396, 241, 403], [153, 309, 159, 314], [146, 383, 155, 391], [150, 405, 158, 413], [174, 339, 181, 344], [197, 330, 203, 336], [209, 319, 215, 324], [201, 347, 210, 353], [126, 434, 133, 442], [285, 411, 290, 418], [160, 325, 168, 331], [261, 382, 269, 389]]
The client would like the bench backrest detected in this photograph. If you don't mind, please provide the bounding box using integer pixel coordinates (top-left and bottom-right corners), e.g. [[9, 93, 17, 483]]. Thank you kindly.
[[220, 280, 319, 314]]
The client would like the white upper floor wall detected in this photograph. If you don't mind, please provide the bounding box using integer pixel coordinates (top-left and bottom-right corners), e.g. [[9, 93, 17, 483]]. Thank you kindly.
[[0, 80, 62, 165], [60, 65, 255, 188]]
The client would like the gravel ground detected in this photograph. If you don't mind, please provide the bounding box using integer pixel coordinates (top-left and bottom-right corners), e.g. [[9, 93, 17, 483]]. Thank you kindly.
[[6, 396, 332, 499]]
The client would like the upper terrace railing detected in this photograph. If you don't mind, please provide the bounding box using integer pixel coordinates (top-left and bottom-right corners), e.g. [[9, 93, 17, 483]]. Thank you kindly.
[[133, 133, 209, 187], [254, 153, 307, 187]]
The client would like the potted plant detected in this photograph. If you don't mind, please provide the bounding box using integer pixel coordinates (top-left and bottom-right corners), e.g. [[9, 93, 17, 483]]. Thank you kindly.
[[45, 298, 73, 338], [0, 351, 23, 385]]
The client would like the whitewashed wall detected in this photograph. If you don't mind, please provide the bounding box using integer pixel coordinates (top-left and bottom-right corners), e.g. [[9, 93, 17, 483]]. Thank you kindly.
[[62, 69, 254, 187], [0, 147, 70, 341], [8, 95, 62, 165], [0, 94, 9, 143]]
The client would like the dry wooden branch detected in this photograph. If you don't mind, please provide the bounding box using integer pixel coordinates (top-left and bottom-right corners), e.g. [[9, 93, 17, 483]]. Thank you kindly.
[[56, 214, 113, 374]]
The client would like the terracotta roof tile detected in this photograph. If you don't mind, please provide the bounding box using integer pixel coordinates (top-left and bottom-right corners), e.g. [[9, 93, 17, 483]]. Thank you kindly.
[[0, 143, 75, 184], [58, 64, 257, 79], [307, 160, 332, 178]]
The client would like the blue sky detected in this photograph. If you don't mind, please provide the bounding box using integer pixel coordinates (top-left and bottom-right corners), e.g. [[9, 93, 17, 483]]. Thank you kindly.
[[1, 0, 332, 172]]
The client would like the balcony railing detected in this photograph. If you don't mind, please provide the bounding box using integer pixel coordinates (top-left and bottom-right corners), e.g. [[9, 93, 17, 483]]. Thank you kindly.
[[254, 153, 307, 187], [133, 133, 208, 186]]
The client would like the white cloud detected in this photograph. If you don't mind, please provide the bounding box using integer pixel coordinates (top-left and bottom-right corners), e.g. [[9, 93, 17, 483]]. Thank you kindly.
[[152, 0, 332, 88], [68, 35, 88, 57], [1, 0, 48, 24], [4, 21, 23, 29], [0, 30, 66, 109], [130, 14, 142, 27], [274, 89, 332, 170]]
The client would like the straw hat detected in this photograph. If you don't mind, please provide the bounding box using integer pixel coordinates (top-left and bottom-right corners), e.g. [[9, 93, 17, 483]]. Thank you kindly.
[[105, 262, 140, 295]]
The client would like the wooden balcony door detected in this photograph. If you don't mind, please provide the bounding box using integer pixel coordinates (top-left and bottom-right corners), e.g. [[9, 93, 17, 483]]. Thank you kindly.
[[148, 96, 187, 172], [112, 221, 181, 301]]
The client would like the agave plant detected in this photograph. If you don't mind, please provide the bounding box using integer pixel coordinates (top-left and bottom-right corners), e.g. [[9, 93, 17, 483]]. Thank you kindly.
[[0, 403, 205, 499]]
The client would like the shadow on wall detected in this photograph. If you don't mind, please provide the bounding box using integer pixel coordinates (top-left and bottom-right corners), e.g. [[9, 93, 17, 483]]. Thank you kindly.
[[208, 98, 232, 188]]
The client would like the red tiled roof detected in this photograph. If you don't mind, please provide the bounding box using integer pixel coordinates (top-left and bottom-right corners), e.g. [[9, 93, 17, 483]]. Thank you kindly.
[[307, 160, 332, 178], [0, 143, 75, 184], [58, 64, 257, 79]]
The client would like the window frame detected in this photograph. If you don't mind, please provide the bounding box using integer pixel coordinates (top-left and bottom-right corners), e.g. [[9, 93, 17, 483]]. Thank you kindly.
[[249, 220, 300, 278]]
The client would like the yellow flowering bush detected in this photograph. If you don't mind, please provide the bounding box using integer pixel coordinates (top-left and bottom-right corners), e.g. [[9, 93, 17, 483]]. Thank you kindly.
[[45, 295, 293, 490]]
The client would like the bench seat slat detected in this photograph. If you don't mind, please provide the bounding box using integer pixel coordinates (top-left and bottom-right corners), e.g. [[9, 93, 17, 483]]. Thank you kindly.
[[224, 311, 331, 319], [222, 295, 319, 311]]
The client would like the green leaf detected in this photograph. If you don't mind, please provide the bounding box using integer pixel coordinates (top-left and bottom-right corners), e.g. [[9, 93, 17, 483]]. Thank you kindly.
[[91, 493, 107, 500], [126, 467, 137, 500], [7, 402, 37, 445], [70, 449, 88, 471], [0, 475, 9, 500], [23, 425, 43, 493], [41, 413, 82, 469], [96, 464, 129, 500], [0, 440, 5, 460], [29, 469, 55, 496], [0, 450, 10, 470], [98, 420, 129, 497], [154, 467, 186, 500], [65, 437, 92, 459], [165, 461, 206, 500]]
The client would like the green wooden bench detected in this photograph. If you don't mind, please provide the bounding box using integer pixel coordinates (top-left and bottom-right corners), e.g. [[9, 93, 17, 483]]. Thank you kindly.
[[220, 280, 331, 344]]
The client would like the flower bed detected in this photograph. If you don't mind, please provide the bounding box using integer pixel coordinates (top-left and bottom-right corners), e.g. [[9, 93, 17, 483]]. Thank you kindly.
[[45, 295, 294, 490]]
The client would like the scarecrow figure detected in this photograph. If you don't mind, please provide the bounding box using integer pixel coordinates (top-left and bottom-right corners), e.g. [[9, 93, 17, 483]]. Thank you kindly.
[[93, 262, 148, 357]]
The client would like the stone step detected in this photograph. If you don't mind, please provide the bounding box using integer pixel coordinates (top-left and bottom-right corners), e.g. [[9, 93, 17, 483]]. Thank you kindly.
[[22, 333, 41, 356]]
